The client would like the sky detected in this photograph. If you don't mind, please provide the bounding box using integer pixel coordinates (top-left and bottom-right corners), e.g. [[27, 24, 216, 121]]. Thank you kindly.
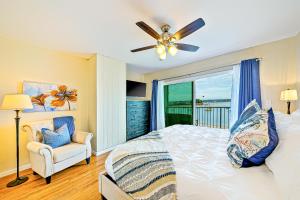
[[196, 71, 233, 100]]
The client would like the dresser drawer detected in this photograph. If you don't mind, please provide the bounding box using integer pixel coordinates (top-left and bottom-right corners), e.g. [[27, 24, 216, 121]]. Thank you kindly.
[[126, 101, 150, 141]]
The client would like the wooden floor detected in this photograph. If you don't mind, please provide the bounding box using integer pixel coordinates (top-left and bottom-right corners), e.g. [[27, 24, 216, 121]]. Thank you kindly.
[[0, 154, 108, 200]]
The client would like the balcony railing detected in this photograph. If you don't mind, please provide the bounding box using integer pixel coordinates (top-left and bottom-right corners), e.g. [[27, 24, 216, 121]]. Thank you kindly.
[[165, 106, 231, 129], [195, 106, 231, 129]]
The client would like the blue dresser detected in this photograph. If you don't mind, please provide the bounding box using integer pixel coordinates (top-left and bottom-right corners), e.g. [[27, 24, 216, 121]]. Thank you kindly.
[[126, 101, 150, 141]]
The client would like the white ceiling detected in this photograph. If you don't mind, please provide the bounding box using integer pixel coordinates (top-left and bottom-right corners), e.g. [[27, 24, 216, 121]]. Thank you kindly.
[[0, 0, 299, 73]]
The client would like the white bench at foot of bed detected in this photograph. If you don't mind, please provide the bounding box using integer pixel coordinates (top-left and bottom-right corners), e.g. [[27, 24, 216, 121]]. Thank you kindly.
[[99, 171, 134, 200]]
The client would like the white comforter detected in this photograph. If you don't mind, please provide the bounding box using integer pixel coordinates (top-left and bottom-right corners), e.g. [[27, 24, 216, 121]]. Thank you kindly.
[[106, 125, 280, 200]]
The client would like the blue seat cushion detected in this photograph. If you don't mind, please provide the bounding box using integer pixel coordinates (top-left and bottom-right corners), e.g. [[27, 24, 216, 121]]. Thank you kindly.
[[227, 108, 279, 168], [53, 116, 75, 138], [41, 124, 71, 148]]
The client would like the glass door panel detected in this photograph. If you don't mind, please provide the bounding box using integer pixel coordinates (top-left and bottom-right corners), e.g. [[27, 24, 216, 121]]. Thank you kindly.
[[194, 71, 233, 129], [164, 82, 193, 127]]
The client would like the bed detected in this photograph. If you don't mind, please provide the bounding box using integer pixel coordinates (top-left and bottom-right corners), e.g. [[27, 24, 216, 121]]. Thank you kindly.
[[100, 125, 281, 200]]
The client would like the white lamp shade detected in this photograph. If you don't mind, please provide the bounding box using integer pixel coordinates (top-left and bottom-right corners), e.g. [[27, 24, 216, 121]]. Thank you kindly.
[[1, 94, 33, 110], [280, 89, 298, 101]]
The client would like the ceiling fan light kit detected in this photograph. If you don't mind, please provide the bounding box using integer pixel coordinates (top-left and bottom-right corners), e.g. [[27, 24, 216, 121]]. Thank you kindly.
[[168, 45, 178, 56], [156, 43, 165, 55], [131, 18, 205, 60], [159, 51, 167, 60]]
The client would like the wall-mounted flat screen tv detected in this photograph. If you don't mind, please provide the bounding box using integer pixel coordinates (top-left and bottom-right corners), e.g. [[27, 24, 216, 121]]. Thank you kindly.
[[126, 80, 146, 97]]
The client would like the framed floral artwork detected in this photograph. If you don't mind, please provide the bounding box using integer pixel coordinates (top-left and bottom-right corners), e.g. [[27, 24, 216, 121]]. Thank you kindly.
[[23, 81, 77, 112]]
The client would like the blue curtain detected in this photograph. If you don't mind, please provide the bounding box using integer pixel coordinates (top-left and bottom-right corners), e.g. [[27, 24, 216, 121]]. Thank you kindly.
[[238, 58, 262, 116], [150, 80, 158, 131]]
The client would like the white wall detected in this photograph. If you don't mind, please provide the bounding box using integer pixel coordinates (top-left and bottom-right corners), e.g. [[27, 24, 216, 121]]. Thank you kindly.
[[144, 36, 298, 113], [96, 55, 126, 152]]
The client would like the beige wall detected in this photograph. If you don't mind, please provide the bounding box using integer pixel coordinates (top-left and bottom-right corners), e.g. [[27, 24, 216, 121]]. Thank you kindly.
[[126, 66, 148, 101], [126, 66, 145, 82], [296, 33, 300, 108], [145, 36, 298, 112], [87, 55, 97, 151], [0, 37, 93, 174]]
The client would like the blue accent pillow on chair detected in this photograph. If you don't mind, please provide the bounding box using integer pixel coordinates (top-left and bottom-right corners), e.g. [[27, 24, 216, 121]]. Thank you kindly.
[[227, 108, 279, 168], [53, 116, 75, 138], [41, 124, 71, 148]]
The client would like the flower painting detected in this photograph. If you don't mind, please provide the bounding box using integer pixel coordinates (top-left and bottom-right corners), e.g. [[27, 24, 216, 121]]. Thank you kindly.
[[23, 81, 77, 112]]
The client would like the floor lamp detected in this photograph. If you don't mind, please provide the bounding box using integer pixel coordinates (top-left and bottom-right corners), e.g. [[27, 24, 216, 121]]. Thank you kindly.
[[1, 94, 33, 187]]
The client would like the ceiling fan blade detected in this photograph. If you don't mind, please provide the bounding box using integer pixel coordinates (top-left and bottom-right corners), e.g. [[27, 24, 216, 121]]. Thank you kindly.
[[173, 18, 205, 40], [136, 21, 160, 40], [176, 43, 199, 52], [131, 45, 156, 52]]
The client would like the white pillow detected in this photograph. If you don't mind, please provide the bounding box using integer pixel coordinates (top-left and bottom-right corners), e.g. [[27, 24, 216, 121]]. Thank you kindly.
[[265, 118, 300, 200], [273, 111, 290, 122], [273, 111, 292, 140], [291, 109, 300, 118], [292, 108, 300, 113]]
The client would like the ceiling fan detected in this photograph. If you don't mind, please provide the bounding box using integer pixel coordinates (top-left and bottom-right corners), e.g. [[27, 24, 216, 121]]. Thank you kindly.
[[131, 18, 205, 60]]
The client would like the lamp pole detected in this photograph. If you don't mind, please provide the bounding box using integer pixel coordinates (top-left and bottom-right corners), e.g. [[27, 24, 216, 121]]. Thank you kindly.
[[287, 101, 291, 115], [15, 110, 20, 179], [1, 94, 32, 187], [7, 109, 29, 187]]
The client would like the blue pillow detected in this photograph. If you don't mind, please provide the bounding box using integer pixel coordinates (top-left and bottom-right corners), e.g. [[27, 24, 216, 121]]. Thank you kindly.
[[230, 99, 261, 136], [227, 108, 279, 168], [53, 116, 75, 138], [41, 124, 71, 148]]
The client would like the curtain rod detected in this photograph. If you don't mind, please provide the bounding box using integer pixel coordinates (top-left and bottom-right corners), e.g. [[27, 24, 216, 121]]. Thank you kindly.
[[158, 58, 262, 81]]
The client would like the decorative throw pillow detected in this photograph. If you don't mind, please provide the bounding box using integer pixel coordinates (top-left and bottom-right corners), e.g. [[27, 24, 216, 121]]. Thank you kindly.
[[41, 124, 71, 148], [227, 108, 279, 168], [229, 99, 261, 138], [53, 116, 75, 138]]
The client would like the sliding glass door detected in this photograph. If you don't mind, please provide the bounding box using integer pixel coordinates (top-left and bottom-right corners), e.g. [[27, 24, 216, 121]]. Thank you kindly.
[[163, 70, 233, 129], [164, 82, 193, 126]]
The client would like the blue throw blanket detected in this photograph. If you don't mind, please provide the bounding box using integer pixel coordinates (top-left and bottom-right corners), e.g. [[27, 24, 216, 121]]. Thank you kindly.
[[111, 132, 177, 200]]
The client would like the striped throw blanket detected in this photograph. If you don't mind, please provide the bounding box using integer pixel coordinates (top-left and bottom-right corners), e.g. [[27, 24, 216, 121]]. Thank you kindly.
[[111, 132, 177, 200]]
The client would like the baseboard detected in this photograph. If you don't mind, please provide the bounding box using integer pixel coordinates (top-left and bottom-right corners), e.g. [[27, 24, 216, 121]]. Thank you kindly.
[[1, 147, 115, 177], [0, 163, 31, 178]]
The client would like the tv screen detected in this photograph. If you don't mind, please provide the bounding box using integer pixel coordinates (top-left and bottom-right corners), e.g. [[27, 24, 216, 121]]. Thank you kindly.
[[126, 80, 146, 97]]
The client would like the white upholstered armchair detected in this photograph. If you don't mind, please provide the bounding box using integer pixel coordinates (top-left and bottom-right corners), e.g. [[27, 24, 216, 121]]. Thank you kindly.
[[23, 120, 93, 184]]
